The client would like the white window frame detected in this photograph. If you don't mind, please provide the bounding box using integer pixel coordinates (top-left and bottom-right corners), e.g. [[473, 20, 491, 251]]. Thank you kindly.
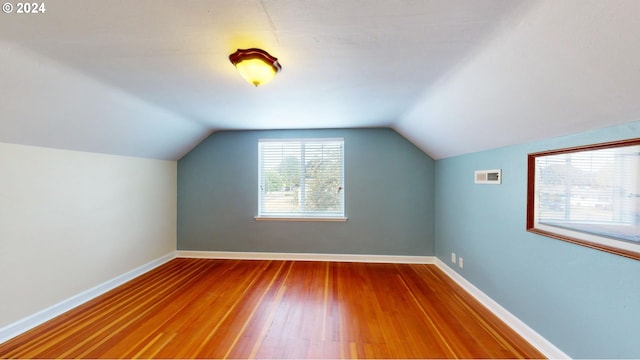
[[256, 138, 346, 222]]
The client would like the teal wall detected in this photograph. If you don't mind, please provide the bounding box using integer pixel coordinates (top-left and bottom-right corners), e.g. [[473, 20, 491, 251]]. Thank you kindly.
[[177, 123, 640, 358], [435, 121, 640, 358], [178, 128, 435, 255]]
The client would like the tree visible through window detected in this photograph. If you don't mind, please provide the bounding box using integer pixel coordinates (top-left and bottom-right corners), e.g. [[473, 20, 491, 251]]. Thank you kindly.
[[258, 138, 345, 219]]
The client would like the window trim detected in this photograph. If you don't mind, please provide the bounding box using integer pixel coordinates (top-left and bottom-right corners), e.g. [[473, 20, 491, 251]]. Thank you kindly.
[[256, 137, 346, 222], [526, 138, 640, 261], [254, 216, 347, 222]]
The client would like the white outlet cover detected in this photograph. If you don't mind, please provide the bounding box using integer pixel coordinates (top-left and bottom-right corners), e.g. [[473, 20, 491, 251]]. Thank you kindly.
[[459, 257, 464, 268], [451, 252, 456, 263]]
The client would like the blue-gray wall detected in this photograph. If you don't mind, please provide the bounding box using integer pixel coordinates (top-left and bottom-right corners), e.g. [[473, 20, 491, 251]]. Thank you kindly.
[[435, 121, 640, 358], [178, 128, 435, 255], [177, 123, 640, 358]]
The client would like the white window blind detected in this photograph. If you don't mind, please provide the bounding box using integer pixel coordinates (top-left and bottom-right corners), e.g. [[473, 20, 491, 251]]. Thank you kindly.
[[258, 138, 344, 219], [534, 145, 640, 243]]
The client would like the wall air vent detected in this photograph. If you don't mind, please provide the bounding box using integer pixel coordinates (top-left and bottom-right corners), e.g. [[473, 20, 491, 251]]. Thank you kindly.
[[474, 169, 501, 185]]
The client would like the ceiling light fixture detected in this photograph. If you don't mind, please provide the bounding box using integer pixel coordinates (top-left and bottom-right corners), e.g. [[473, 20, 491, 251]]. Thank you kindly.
[[229, 48, 282, 87]]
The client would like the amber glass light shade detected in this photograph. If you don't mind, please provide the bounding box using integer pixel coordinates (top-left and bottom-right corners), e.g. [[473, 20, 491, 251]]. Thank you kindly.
[[229, 48, 282, 87]]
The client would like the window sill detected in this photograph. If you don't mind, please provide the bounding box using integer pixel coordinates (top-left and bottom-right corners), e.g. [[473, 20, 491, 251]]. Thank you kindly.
[[255, 216, 348, 222]]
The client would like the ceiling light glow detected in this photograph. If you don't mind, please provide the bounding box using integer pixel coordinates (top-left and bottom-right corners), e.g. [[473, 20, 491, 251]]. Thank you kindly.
[[229, 48, 282, 87]]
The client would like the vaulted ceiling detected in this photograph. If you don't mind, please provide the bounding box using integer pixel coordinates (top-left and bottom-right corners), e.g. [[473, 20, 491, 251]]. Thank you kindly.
[[1, 0, 639, 160]]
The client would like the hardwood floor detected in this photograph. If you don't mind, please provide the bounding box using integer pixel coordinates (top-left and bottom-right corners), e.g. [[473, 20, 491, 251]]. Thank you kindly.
[[0, 258, 544, 359]]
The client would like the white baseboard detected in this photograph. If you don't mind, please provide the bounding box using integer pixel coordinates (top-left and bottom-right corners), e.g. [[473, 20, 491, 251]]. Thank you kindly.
[[0, 252, 177, 344], [1, 250, 567, 359], [177, 250, 436, 264], [434, 259, 570, 359], [180, 251, 567, 357]]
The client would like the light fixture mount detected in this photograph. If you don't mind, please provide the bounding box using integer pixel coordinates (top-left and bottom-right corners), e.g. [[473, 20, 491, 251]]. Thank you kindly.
[[229, 48, 282, 87]]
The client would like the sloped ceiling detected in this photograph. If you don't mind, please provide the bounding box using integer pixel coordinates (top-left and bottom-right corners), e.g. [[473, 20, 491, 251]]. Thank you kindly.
[[0, 0, 638, 160]]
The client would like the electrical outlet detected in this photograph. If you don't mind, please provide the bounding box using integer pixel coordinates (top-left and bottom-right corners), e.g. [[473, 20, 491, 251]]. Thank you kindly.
[[451, 252, 456, 263], [458, 257, 464, 269]]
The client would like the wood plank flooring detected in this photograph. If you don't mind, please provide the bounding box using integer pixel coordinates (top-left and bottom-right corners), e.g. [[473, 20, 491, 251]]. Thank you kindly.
[[0, 258, 544, 359]]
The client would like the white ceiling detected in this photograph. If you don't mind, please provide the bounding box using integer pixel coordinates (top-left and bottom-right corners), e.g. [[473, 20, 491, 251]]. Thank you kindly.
[[0, 0, 639, 160]]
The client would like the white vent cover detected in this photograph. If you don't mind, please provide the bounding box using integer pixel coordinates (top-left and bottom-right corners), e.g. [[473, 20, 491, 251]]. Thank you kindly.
[[475, 169, 501, 184]]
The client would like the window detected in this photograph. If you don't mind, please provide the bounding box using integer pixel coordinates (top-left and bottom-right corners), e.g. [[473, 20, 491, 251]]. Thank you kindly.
[[257, 138, 345, 221], [527, 138, 640, 260]]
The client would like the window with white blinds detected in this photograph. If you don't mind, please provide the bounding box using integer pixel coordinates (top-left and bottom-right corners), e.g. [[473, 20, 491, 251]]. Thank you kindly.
[[527, 139, 640, 260], [257, 138, 345, 220]]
